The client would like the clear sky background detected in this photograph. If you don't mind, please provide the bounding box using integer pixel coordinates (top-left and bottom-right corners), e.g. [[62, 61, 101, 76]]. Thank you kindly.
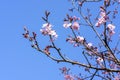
[[0, 0, 74, 80], [0, 0, 120, 80]]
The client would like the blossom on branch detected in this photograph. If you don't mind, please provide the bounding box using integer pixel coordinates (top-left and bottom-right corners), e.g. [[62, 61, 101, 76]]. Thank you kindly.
[[63, 15, 80, 30], [107, 24, 115, 36], [95, 9, 109, 27], [97, 57, 103, 63], [76, 36, 84, 43], [72, 22, 80, 30], [107, 24, 115, 31], [63, 21, 72, 28], [87, 42, 93, 48], [40, 23, 58, 38]]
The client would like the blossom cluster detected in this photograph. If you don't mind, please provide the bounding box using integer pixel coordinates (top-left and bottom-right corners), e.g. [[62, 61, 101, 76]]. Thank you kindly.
[[40, 23, 58, 39], [95, 7, 109, 27], [66, 35, 97, 52], [63, 15, 80, 30]]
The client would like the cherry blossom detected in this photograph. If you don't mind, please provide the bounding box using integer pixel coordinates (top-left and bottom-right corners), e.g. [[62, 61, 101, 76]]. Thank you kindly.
[[107, 24, 115, 36], [63, 21, 72, 28], [49, 30, 58, 38], [42, 23, 52, 28], [76, 36, 84, 43], [72, 22, 80, 30], [107, 24, 115, 31], [95, 11, 108, 27], [40, 23, 58, 38], [87, 43, 93, 48], [97, 57, 103, 63]]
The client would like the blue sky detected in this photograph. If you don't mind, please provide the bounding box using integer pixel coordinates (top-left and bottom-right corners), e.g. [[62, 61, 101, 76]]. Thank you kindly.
[[0, 0, 120, 80], [0, 0, 73, 80]]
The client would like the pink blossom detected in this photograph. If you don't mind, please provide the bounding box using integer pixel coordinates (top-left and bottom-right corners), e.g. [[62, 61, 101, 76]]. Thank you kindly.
[[95, 11, 108, 27], [97, 57, 104, 67], [107, 24, 115, 31], [63, 22, 72, 28], [49, 30, 58, 38], [95, 22, 101, 27], [107, 24, 115, 36], [87, 43, 93, 47], [77, 36, 84, 43], [95, 17, 106, 27], [97, 57, 103, 63], [40, 23, 58, 38], [72, 22, 80, 30], [42, 23, 52, 28]]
